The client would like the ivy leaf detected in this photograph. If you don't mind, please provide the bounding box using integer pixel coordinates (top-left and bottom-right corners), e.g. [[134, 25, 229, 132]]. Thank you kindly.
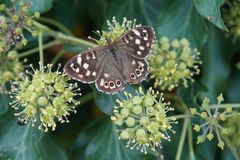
[[39, 136, 68, 160], [177, 81, 208, 107], [73, 117, 155, 160], [0, 94, 9, 115], [105, 0, 208, 48], [156, 0, 208, 48], [193, 0, 228, 31], [93, 85, 139, 115], [25, 0, 53, 14], [0, 111, 68, 160], [0, 111, 43, 160], [200, 24, 234, 101]]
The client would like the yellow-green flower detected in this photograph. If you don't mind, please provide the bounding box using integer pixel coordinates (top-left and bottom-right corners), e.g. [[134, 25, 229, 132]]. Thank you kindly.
[[190, 94, 236, 150], [148, 37, 201, 91], [222, 112, 240, 146], [91, 17, 140, 46], [10, 64, 81, 132], [111, 87, 176, 154], [223, 0, 240, 39], [0, 0, 39, 52], [0, 50, 23, 93]]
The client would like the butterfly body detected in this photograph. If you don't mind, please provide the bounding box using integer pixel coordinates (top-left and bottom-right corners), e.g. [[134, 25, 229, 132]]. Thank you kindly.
[[64, 26, 155, 94]]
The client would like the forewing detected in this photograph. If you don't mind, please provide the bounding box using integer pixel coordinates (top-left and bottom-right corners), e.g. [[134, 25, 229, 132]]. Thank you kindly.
[[95, 55, 126, 94], [64, 46, 106, 83], [114, 26, 155, 59]]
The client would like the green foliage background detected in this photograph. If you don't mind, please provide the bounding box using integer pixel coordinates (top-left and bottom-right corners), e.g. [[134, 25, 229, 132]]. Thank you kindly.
[[0, 0, 239, 160]]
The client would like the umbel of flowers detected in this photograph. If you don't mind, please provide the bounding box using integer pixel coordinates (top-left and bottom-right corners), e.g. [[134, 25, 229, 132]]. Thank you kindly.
[[10, 64, 81, 132], [190, 94, 235, 149], [223, 0, 240, 39], [0, 0, 39, 52], [0, 50, 23, 93], [90, 16, 140, 46], [222, 112, 240, 146], [111, 87, 176, 154], [148, 37, 201, 91]]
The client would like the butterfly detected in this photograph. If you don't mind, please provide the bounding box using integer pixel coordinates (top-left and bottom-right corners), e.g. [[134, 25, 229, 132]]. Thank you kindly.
[[64, 26, 155, 94]]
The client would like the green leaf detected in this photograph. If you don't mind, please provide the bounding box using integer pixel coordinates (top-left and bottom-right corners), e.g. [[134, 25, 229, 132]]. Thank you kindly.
[[200, 24, 234, 101], [105, 0, 208, 48], [72, 117, 155, 160], [193, 0, 228, 31], [0, 111, 68, 160], [93, 85, 139, 115], [0, 94, 9, 115], [177, 81, 208, 107], [39, 136, 68, 160], [25, 0, 53, 14], [0, 111, 43, 160]]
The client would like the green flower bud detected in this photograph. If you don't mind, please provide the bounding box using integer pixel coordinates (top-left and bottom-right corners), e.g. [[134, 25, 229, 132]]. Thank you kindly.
[[132, 96, 142, 105], [197, 136, 206, 144], [126, 117, 135, 127], [12, 15, 19, 22], [132, 105, 142, 115], [200, 112, 208, 118], [207, 133, 214, 141], [120, 130, 130, 140], [217, 140, 224, 150], [193, 124, 201, 132]]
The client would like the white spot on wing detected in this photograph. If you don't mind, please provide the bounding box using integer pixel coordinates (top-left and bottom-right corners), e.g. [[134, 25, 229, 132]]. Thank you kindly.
[[132, 29, 140, 36], [138, 61, 145, 66], [91, 52, 96, 59], [124, 38, 129, 44], [139, 46, 145, 51], [146, 42, 150, 47], [83, 63, 89, 69], [86, 70, 91, 76], [86, 54, 90, 60], [100, 79, 104, 86], [77, 57, 82, 65], [137, 51, 142, 55], [104, 73, 109, 78], [135, 39, 140, 44], [92, 71, 96, 76]]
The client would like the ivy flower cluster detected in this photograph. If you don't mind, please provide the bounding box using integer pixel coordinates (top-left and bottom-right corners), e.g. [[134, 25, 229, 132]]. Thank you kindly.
[[0, 0, 39, 52], [148, 37, 201, 91], [111, 87, 176, 154], [190, 94, 235, 149], [222, 112, 240, 146], [10, 64, 81, 132], [0, 50, 23, 93], [223, 0, 240, 39], [90, 16, 139, 46]]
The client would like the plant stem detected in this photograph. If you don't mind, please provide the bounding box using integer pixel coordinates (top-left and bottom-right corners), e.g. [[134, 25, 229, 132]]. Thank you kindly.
[[38, 31, 44, 71], [168, 114, 192, 120], [51, 50, 66, 66], [223, 137, 240, 160], [208, 104, 240, 109], [175, 118, 189, 160], [33, 21, 96, 47], [19, 40, 60, 58], [188, 120, 194, 154], [38, 17, 73, 35]]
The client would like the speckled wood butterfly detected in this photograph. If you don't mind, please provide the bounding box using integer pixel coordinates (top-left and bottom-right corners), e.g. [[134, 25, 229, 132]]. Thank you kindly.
[[64, 26, 155, 94]]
